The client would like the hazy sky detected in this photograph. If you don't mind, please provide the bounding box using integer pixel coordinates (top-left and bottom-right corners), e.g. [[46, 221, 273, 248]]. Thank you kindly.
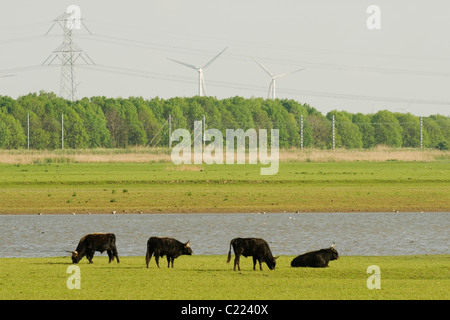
[[1, 0, 449, 116]]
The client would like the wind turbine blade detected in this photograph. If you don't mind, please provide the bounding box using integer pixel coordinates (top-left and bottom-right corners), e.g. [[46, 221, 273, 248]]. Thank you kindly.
[[0, 74, 16, 78], [168, 58, 198, 70], [202, 47, 228, 69], [252, 57, 274, 78], [274, 68, 305, 79]]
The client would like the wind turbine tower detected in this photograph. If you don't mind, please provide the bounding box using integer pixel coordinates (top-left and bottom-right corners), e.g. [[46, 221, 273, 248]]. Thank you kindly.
[[252, 57, 304, 99], [169, 47, 228, 97]]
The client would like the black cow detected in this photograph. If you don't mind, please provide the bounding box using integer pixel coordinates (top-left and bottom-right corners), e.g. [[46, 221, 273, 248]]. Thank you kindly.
[[290, 244, 339, 268], [71, 233, 119, 264], [227, 237, 278, 271], [146, 237, 193, 268]]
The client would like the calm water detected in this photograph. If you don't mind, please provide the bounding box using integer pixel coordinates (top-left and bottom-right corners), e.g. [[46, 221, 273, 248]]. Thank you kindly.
[[0, 212, 448, 258]]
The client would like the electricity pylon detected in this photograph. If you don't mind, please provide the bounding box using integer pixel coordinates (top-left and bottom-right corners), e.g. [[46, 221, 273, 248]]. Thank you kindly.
[[42, 7, 95, 102]]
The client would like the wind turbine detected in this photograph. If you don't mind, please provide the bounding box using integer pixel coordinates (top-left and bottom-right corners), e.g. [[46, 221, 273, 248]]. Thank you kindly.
[[168, 47, 228, 97], [252, 57, 305, 99]]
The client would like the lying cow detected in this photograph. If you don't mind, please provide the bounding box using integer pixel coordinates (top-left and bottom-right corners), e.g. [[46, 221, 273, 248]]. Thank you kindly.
[[146, 237, 193, 268], [290, 244, 339, 268], [71, 233, 119, 264], [227, 237, 278, 271]]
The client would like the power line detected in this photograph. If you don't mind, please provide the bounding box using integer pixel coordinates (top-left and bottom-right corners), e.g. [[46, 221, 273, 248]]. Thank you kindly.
[[83, 19, 450, 63], [2, 62, 449, 108], [76, 32, 450, 78], [78, 63, 450, 106], [6, 16, 430, 80]]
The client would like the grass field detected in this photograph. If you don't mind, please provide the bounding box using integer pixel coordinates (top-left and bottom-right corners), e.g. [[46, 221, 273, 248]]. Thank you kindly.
[[0, 148, 448, 301], [0, 255, 448, 300], [0, 159, 448, 214]]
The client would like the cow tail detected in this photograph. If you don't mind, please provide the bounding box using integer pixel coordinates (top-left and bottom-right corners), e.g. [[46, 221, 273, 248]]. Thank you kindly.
[[145, 242, 151, 268], [226, 240, 233, 263]]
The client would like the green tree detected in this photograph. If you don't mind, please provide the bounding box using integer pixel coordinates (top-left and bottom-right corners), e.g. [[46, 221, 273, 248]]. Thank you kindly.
[[0, 97, 26, 148], [306, 114, 331, 149], [371, 110, 403, 147], [164, 99, 187, 130], [430, 115, 450, 147], [94, 97, 128, 148], [0, 117, 10, 148], [135, 101, 162, 146], [63, 108, 89, 148], [394, 113, 420, 147], [119, 99, 147, 146], [327, 110, 362, 149], [78, 98, 111, 148], [422, 117, 445, 148], [352, 113, 375, 148], [224, 96, 255, 130]]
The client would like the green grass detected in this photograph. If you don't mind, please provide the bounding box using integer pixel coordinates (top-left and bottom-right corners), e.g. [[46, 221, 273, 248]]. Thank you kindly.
[[0, 255, 448, 300], [0, 161, 448, 214]]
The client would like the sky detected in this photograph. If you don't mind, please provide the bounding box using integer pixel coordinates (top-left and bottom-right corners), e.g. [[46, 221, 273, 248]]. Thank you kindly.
[[1, 0, 449, 116]]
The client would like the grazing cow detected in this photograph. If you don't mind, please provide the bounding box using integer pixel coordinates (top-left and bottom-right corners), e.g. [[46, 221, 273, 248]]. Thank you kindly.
[[227, 237, 278, 271], [290, 244, 339, 268], [146, 237, 193, 268], [71, 233, 119, 264]]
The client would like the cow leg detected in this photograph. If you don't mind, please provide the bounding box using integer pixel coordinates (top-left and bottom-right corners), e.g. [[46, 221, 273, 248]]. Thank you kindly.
[[166, 256, 171, 268], [252, 258, 262, 271], [113, 248, 120, 263], [155, 255, 161, 268], [87, 250, 94, 263], [107, 250, 113, 263], [146, 249, 153, 268], [234, 254, 241, 271], [317, 256, 327, 268], [170, 257, 174, 268]]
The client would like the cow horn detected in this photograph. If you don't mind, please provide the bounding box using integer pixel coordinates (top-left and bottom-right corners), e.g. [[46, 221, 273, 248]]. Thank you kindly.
[[186, 240, 191, 247], [274, 256, 279, 260], [331, 242, 335, 248]]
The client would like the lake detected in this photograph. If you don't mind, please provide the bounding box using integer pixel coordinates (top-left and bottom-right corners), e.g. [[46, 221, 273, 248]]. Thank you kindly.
[[0, 212, 448, 258]]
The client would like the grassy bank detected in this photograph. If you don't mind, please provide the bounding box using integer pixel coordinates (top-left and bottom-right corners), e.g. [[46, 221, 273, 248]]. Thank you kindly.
[[0, 255, 448, 300], [0, 160, 448, 214]]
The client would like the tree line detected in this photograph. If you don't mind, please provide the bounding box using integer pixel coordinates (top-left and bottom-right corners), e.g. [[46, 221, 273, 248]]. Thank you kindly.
[[0, 91, 449, 150]]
